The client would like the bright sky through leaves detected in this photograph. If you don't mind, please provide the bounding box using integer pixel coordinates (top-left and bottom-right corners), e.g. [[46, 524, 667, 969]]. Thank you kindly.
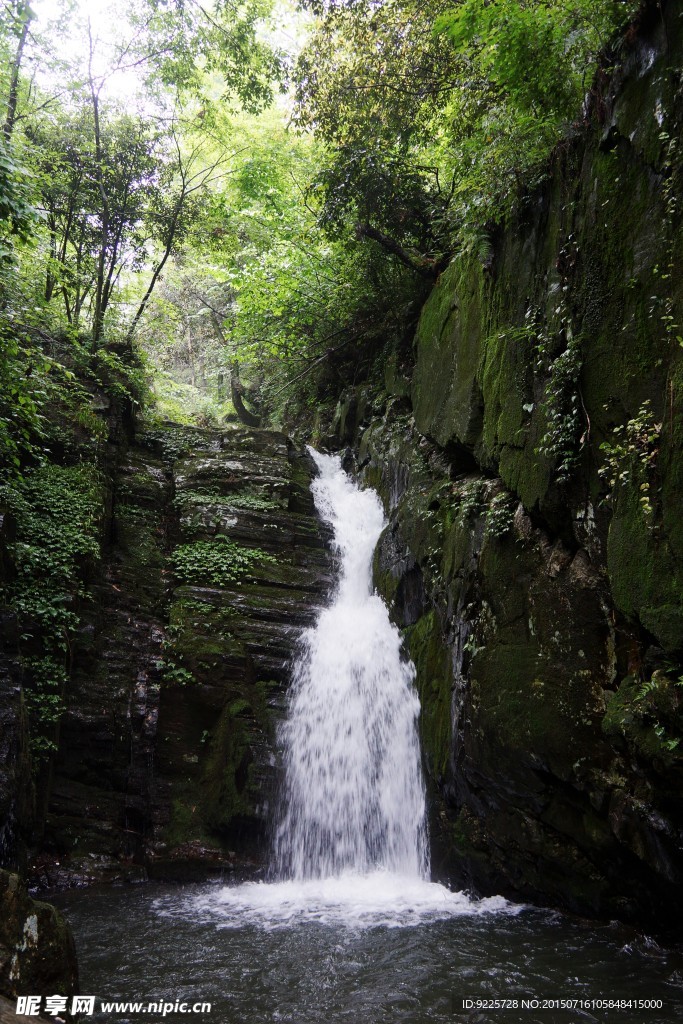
[[31, 0, 306, 106]]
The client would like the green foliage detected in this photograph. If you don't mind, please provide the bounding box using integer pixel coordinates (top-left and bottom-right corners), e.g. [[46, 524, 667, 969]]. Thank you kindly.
[[92, 346, 149, 405], [293, 0, 459, 259], [160, 660, 196, 687], [21, 655, 68, 756], [535, 331, 584, 484], [140, 110, 424, 419], [147, 371, 231, 427], [0, 0, 651, 443], [599, 400, 662, 518], [171, 534, 275, 587], [3, 464, 102, 628], [604, 670, 683, 762], [0, 139, 36, 257], [0, 327, 46, 473], [0, 319, 137, 476], [292, 0, 640, 265], [140, 425, 203, 462], [485, 492, 516, 539], [130, 0, 285, 114], [457, 479, 485, 524], [652, 129, 681, 346], [0, 0, 286, 372], [1, 462, 103, 758], [436, 0, 618, 116], [174, 490, 278, 513]]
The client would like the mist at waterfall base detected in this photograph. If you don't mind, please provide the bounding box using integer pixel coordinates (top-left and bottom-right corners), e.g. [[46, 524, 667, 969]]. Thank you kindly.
[[183, 450, 511, 929], [54, 455, 683, 1023]]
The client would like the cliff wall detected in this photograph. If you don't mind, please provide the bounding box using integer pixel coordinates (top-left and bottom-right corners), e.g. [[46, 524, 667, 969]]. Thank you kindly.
[[331, 0, 683, 932]]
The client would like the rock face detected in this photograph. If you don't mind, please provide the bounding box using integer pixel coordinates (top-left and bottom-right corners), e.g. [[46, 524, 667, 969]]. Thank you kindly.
[[148, 427, 332, 878], [0, 870, 77, 1003], [357, 414, 682, 930], [1, 413, 332, 985], [326, 2, 683, 933], [38, 425, 332, 884], [0, 525, 77, 1006], [0, 513, 33, 876], [39, 443, 172, 886], [0, 667, 32, 877]]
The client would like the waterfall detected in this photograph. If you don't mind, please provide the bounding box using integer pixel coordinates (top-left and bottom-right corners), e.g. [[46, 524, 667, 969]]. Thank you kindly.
[[172, 450, 516, 928], [274, 450, 428, 880]]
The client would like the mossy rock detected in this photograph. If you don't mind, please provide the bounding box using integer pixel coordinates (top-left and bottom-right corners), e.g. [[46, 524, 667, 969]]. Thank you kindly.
[[407, 612, 453, 782], [0, 870, 78, 1000], [603, 672, 683, 767], [411, 257, 485, 450], [607, 486, 683, 654]]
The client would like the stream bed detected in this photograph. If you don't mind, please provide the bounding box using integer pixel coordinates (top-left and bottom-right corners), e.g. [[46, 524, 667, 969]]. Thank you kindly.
[[55, 879, 683, 1024]]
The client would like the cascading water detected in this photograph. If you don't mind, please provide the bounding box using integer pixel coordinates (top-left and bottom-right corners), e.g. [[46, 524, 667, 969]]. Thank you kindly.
[[274, 450, 428, 881], [170, 452, 515, 928]]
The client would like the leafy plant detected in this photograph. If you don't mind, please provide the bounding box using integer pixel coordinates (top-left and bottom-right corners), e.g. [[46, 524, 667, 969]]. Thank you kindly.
[[535, 332, 584, 483], [161, 660, 196, 687], [174, 490, 278, 513], [457, 479, 485, 524], [604, 670, 683, 760], [0, 463, 103, 759], [171, 535, 275, 587], [599, 400, 662, 518], [485, 492, 516, 539]]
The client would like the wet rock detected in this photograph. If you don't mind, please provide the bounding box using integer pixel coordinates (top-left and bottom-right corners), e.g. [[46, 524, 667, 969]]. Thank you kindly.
[[316, 2, 683, 936], [41, 447, 172, 884], [360, 408, 683, 932], [0, 666, 33, 874], [152, 426, 333, 872], [38, 423, 333, 883], [146, 840, 241, 883], [0, 870, 77, 1002]]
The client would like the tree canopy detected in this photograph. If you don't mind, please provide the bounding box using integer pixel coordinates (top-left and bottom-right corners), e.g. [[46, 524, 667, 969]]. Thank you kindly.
[[0, 0, 644, 451]]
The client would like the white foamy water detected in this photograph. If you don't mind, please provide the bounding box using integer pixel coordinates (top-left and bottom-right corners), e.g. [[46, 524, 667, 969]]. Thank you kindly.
[[168, 451, 518, 930], [274, 450, 427, 880], [166, 872, 519, 931]]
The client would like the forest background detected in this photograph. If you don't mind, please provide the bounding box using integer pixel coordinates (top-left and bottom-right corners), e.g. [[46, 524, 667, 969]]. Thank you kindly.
[[0, 0, 644, 453]]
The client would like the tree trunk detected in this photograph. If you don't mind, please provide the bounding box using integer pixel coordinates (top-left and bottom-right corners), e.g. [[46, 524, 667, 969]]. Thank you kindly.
[[3, 3, 32, 141], [355, 222, 439, 279], [230, 362, 261, 427]]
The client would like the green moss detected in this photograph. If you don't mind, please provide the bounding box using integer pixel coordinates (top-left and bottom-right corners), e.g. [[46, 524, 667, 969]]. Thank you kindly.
[[407, 611, 453, 781], [603, 672, 682, 765], [608, 484, 683, 653], [412, 256, 486, 448], [167, 596, 245, 676], [199, 700, 255, 833], [479, 324, 533, 453], [115, 503, 166, 572], [469, 633, 600, 780], [165, 793, 204, 847]]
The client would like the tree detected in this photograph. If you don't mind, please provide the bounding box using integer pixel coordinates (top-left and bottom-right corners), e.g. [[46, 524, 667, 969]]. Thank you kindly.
[[1, 0, 34, 141], [292, 0, 642, 260], [293, 0, 461, 266], [128, 0, 285, 114]]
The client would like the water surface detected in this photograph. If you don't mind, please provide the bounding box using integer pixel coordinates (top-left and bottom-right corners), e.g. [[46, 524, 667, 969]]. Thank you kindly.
[[56, 880, 683, 1024]]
